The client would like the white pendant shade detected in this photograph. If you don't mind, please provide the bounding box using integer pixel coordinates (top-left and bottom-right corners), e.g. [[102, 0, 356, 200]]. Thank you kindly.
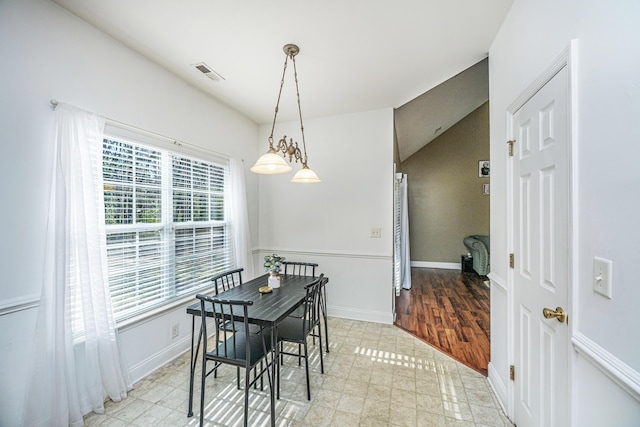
[[250, 150, 293, 174], [291, 166, 321, 183]]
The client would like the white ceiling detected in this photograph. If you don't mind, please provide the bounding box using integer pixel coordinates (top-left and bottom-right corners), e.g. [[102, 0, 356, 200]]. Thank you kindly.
[[51, 0, 511, 131]]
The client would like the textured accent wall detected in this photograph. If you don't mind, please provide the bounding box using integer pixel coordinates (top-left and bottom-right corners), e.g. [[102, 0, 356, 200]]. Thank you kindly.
[[400, 102, 489, 263]]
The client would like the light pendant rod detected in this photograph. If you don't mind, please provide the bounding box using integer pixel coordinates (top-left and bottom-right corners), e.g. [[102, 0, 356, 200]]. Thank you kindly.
[[267, 45, 295, 146], [290, 46, 309, 167]]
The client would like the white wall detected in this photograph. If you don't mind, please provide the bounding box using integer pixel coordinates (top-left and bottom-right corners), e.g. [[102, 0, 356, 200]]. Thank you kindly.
[[256, 109, 395, 323], [0, 1, 258, 425], [489, 0, 640, 424]]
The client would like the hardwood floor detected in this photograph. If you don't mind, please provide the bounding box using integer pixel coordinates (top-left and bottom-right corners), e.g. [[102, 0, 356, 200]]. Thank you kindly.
[[394, 267, 490, 376]]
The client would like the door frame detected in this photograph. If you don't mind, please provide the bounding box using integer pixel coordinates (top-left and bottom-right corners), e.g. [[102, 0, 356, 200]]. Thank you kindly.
[[505, 40, 578, 423]]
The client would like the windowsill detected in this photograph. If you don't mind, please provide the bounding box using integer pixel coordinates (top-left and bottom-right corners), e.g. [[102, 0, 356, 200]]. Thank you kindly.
[[116, 284, 218, 333]]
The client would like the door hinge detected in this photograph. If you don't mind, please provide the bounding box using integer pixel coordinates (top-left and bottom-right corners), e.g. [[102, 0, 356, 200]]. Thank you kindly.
[[509, 253, 515, 269], [510, 365, 515, 381], [507, 140, 515, 157]]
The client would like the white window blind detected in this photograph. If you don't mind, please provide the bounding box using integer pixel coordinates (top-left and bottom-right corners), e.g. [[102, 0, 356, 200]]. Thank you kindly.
[[102, 136, 233, 322]]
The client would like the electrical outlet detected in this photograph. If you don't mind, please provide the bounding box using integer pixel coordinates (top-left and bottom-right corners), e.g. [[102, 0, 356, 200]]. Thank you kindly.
[[170, 323, 179, 339], [593, 257, 612, 299], [370, 227, 381, 238]]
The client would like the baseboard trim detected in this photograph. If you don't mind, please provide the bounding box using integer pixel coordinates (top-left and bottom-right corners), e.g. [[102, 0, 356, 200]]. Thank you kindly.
[[411, 261, 460, 270], [127, 335, 191, 384], [328, 305, 393, 325], [572, 332, 640, 403], [487, 362, 510, 417]]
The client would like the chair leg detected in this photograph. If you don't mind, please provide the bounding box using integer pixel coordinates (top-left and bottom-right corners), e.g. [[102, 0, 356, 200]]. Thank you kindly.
[[317, 324, 324, 374], [321, 290, 329, 353], [199, 359, 206, 427], [244, 366, 250, 427], [280, 341, 284, 366], [276, 345, 281, 400], [303, 341, 310, 401]]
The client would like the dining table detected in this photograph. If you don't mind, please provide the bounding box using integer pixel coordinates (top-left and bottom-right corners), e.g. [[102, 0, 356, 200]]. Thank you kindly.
[[185, 273, 321, 426]]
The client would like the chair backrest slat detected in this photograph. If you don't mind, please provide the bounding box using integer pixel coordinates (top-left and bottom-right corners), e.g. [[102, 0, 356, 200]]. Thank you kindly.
[[282, 261, 318, 277], [211, 267, 244, 295], [301, 274, 324, 333]]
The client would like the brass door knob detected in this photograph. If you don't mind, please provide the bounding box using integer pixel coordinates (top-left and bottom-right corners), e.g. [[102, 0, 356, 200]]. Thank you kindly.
[[542, 306, 567, 323]]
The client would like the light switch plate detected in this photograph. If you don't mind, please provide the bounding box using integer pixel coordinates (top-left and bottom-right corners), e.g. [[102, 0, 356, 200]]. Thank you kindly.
[[370, 227, 381, 238], [593, 257, 612, 299]]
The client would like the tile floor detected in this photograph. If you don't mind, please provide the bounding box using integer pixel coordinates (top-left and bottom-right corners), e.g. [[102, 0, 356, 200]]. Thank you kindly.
[[84, 317, 513, 426]]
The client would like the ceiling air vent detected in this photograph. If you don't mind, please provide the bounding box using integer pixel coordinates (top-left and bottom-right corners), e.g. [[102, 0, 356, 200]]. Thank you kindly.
[[193, 62, 225, 82]]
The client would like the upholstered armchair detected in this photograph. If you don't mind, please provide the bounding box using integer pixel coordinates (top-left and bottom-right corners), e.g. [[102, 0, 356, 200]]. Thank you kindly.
[[463, 235, 490, 276]]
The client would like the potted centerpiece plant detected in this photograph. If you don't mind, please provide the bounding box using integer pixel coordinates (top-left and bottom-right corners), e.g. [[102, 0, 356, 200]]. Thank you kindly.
[[264, 253, 285, 288]]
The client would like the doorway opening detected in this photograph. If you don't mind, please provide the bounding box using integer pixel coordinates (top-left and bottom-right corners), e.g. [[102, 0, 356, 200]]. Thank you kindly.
[[392, 59, 491, 377]]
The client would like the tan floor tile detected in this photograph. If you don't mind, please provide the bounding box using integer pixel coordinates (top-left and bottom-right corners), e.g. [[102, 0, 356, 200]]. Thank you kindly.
[[332, 409, 362, 425], [302, 403, 335, 426], [469, 403, 509, 425], [416, 394, 445, 415], [83, 317, 515, 427], [417, 410, 447, 427], [348, 366, 372, 383], [335, 394, 365, 415], [366, 383, 392, 400], [342, 379, 369, 397], [464, 387, 497, 408], [443, 398, 474, 422], [109, 399, 154, 423], [370, 370, 394, 386], [318, 375, 344, 392], [312, 388, 342, 408], [392, 388, 418, 409], [390, 405, 418, 427]]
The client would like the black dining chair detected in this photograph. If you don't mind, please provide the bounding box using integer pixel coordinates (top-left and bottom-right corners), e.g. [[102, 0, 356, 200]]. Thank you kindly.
[[195, 294, 273, 427], [276, 274, 325, 400], [211, 267, 260, 332], [282, 261, 318, 277], [210, 267, 261, 384], [212, 267, 244, 295], [282, 261, 329, 354]]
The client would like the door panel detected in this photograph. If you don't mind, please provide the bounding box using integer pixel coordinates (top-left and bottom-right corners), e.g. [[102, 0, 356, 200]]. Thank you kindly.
[[513, 65, 569, 427]]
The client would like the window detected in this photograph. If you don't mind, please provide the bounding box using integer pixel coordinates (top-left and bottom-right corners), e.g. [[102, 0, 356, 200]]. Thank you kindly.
[[102, 136, 233, 322]]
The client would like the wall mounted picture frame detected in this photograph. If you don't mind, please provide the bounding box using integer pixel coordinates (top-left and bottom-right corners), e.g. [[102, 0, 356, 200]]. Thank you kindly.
[[479, 160, 490, 177]]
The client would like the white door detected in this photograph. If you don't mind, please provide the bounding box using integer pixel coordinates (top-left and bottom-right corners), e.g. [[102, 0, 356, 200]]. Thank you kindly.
[[512, 65, 570, 427]]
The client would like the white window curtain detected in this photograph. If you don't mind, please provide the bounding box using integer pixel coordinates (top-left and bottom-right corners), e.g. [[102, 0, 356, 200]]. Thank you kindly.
[[24, 103, 131, 427], [399, 173, 411, 289], [394, 173, 411, 292], [228, 158, 254, 279]]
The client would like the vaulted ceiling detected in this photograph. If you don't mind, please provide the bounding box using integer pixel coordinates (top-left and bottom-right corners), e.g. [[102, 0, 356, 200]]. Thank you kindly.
[[395, 58, 488, 162], [51, 0, 511, 154]]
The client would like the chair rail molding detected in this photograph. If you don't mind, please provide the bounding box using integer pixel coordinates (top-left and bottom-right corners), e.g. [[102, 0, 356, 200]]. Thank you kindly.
[[0, 293, 40, 316], [258, 247, 392, 261], [572, 331, 640, 403], [487, 272, 507, 292]]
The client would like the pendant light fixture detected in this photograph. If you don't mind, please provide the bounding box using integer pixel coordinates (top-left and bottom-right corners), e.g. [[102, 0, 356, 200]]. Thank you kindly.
[[250, 44, 321, 183]]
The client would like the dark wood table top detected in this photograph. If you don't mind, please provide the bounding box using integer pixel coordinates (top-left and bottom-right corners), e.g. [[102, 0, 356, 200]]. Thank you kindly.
[[186, 274, 318, 327]]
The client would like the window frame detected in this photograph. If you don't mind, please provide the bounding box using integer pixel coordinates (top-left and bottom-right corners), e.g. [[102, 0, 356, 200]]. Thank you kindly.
[[101, 123, 234, 326]]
